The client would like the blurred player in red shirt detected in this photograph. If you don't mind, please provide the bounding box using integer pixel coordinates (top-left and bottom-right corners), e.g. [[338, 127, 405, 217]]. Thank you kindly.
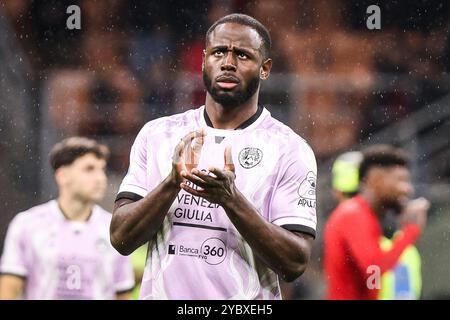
[[324, 145, 429, 299]]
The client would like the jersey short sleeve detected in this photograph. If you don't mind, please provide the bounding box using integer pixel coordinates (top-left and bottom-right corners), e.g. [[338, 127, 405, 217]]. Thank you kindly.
[[117, 125, 149, 201], [0, 214, 30, 277], [270, 138, 317, 238]]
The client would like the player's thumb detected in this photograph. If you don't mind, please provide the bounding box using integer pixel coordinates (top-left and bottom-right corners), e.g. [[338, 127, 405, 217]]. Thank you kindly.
[[224, 145, 235, 172]]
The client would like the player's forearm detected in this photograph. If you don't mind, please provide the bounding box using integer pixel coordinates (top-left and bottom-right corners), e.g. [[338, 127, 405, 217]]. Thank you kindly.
[[348, 223, 420, 275], [0, 275, 24, 300], [375, 224, 421, 273], [111, 176, 180, 255], [222, 190, 312, 282]]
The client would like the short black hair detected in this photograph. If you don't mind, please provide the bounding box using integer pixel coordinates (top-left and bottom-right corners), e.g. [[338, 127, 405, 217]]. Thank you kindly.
[[359, 145, 410, 181], [49, 137, 109, 171], [205, 13, 272, 60]]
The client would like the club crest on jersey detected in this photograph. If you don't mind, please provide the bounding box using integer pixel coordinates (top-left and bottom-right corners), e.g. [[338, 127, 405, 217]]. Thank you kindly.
[[238, 147, 263, 169], [297, 171, 316, 208]]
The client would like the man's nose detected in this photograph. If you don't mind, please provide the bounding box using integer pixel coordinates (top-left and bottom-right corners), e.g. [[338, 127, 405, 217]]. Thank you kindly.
[[98, 170, 107, 183], [221, 52, 237, 71], [404, 182, 414, 197]]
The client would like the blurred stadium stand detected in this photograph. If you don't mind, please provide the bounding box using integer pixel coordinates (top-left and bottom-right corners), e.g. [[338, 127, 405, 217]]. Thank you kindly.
[[0, 0, 449, 299], [0, 6, 40, 264]]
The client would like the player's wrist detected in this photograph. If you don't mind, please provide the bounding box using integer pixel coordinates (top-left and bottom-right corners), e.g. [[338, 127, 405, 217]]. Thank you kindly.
[[164, 173, 182, 191], [220, 187, 246, 212]]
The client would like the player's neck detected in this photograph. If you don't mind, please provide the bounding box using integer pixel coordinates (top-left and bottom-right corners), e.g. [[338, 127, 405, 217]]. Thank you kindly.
[[360, 189, 387, 219], [57, 194, 93, 222], [205, 94, 259, 130]]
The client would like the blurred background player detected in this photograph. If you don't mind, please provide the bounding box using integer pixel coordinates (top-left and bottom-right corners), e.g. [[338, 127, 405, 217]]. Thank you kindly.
[[330, 150, 422, 299], [324, 145, 428, 299], [0, 137, 134, 300]]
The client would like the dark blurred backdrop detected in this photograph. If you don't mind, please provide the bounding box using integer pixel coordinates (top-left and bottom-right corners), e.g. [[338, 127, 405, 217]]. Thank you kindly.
[[0, 0, 449, 299]]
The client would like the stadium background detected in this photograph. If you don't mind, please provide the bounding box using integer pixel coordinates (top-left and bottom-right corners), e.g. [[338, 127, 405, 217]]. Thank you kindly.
[[0, 0, 449, 299]]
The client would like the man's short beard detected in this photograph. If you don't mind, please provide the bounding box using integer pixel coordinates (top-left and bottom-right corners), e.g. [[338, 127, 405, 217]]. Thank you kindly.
[[203, 70, 260, 108], [385, 198, 404, 215]]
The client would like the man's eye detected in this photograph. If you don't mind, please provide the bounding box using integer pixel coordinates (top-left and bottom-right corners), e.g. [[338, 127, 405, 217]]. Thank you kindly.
[[214, 51, 224, 57], [238, 52, 248, 59]]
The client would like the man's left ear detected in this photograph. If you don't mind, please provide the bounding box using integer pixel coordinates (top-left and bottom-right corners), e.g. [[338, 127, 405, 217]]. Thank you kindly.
[[260, 58, 272, 80]]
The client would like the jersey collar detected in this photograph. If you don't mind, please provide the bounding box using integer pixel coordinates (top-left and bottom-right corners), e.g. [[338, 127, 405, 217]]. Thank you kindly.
[[199, 105, 268, 134], [52, 199, 95, 224]]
